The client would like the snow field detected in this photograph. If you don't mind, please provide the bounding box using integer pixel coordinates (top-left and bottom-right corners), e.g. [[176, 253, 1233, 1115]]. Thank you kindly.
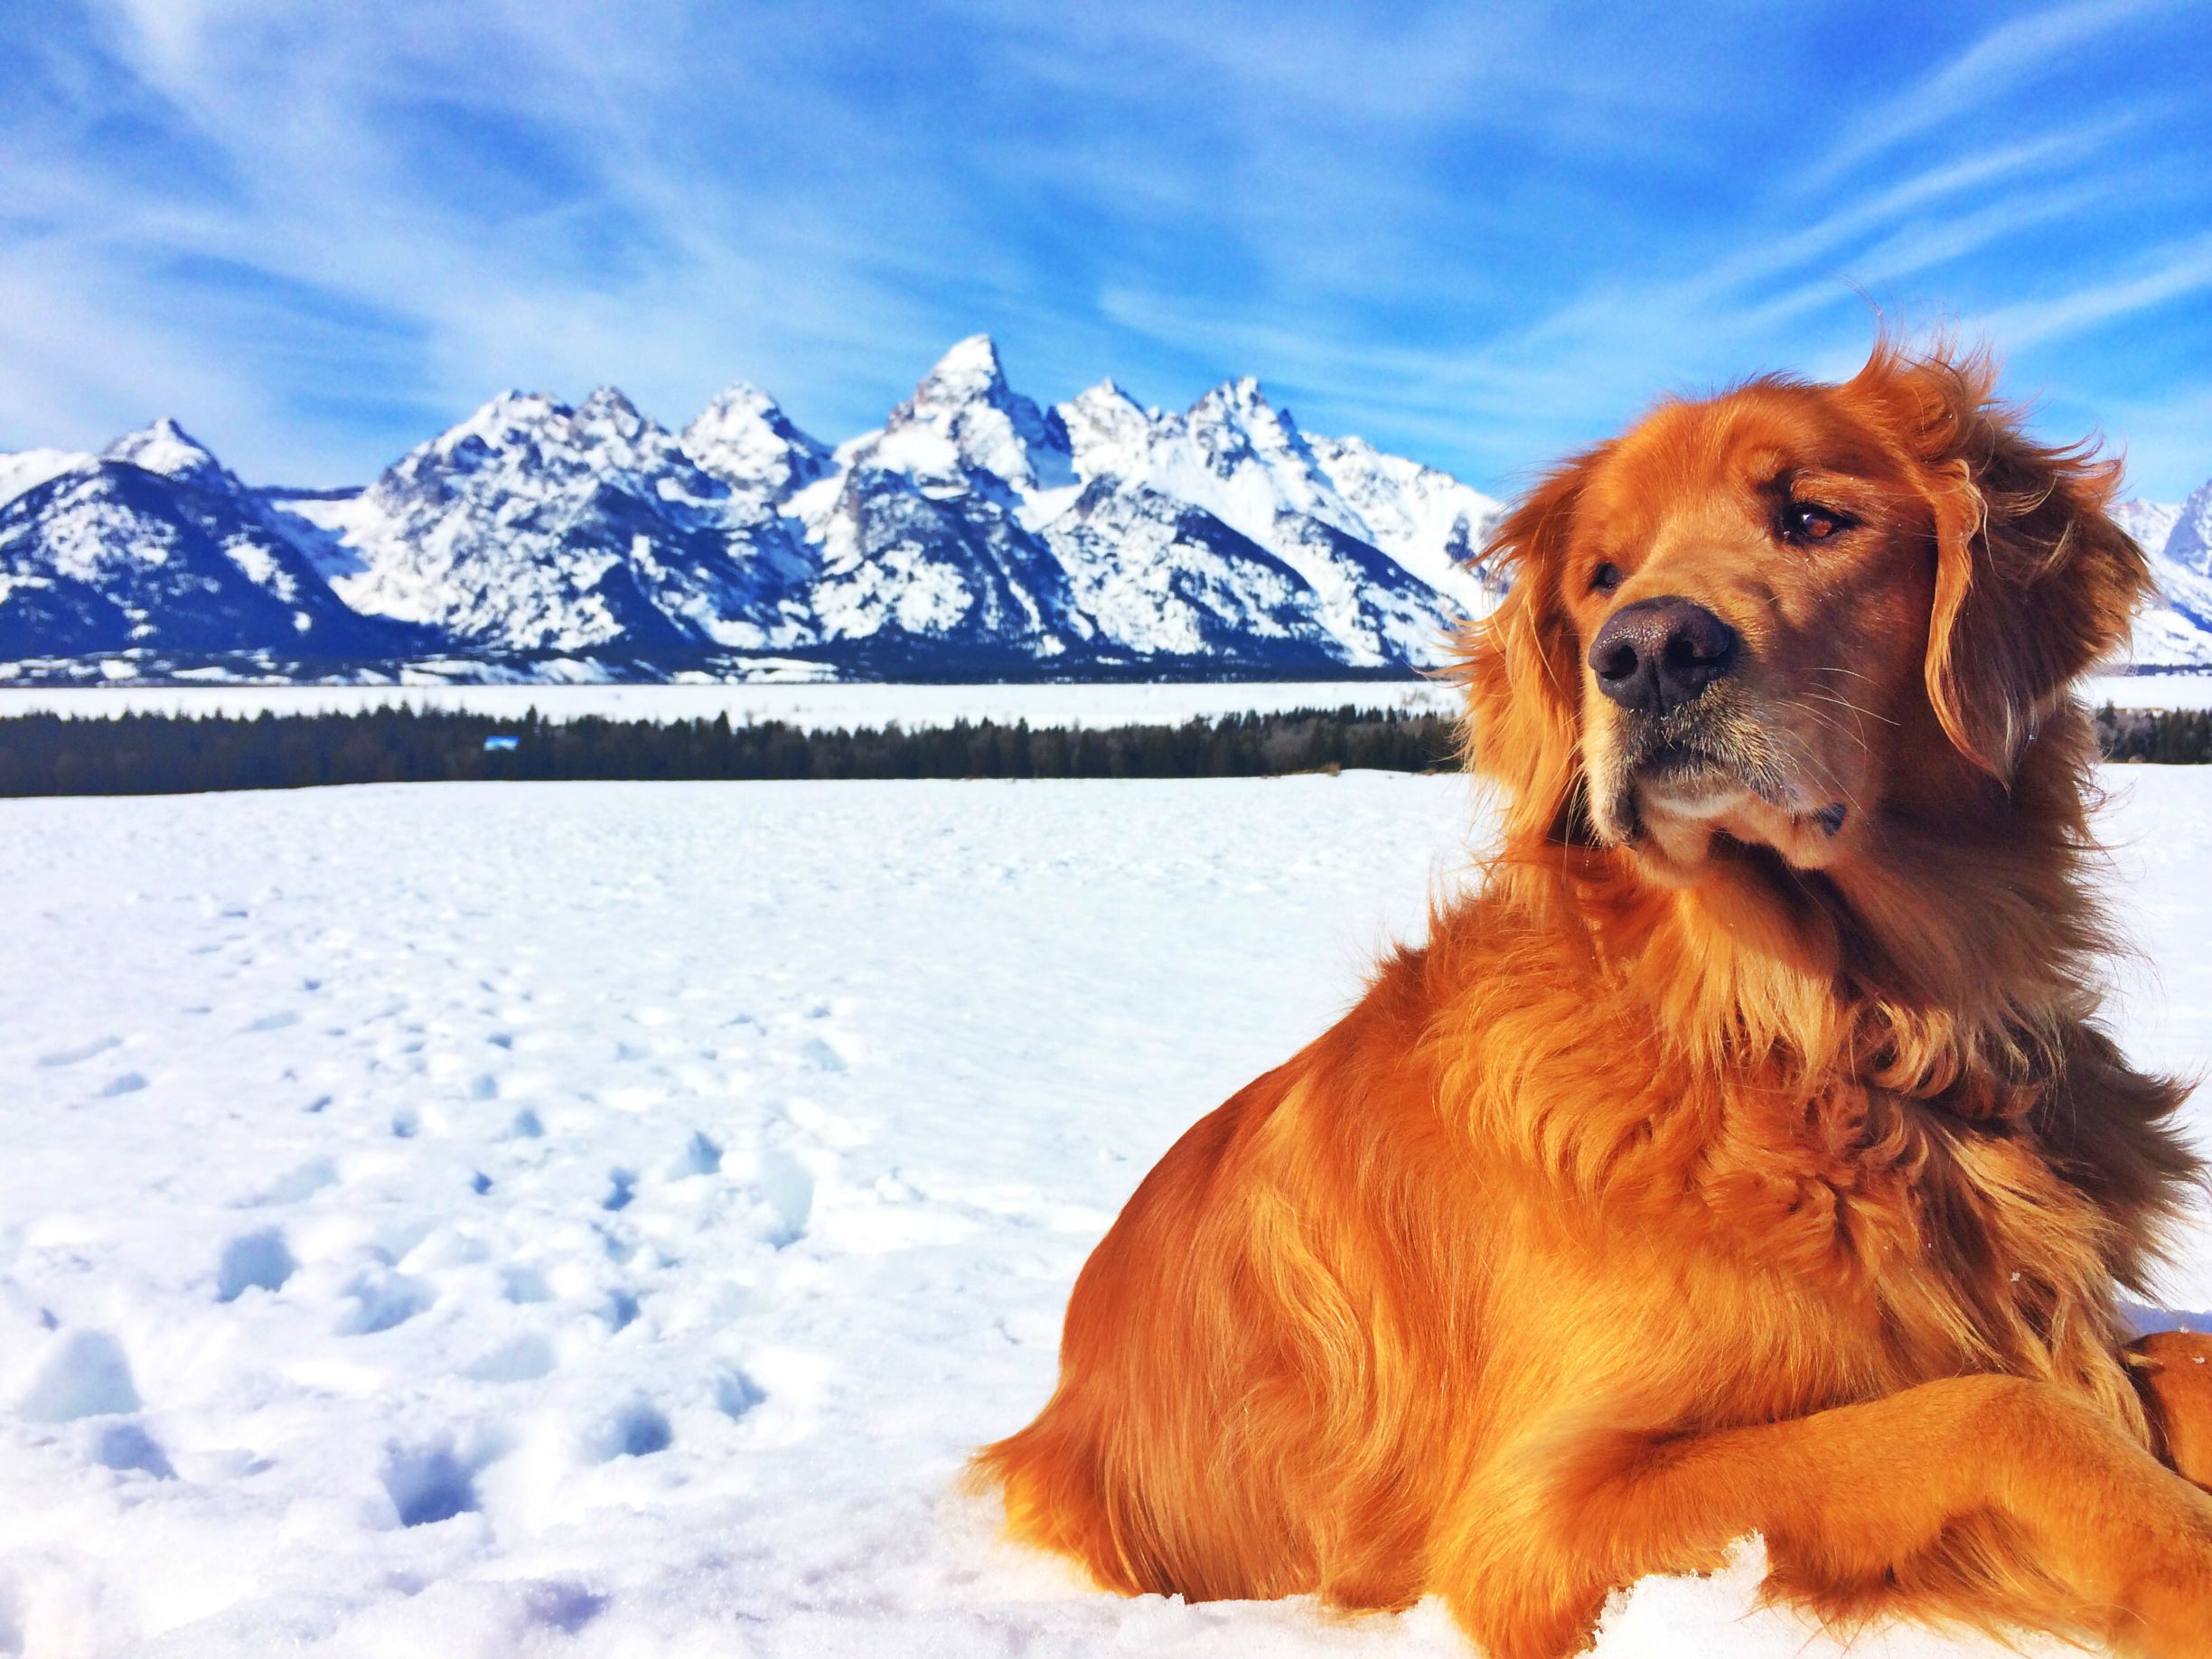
[[4, 772, 2212, 1657], [4, 670, 2211, 729], [0, 678, 1463, 729]]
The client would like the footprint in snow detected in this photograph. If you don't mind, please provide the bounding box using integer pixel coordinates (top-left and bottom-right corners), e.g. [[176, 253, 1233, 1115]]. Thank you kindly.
[[601, 1289, 642, 1332], [89, 1420, 174, 1479], [797, 1036, 848, 1073], [20, 1329, 141, 1422], [520, 1582, 606, 1636], [578, 1398, 671, 1462], [216, 1229, 296, 1302], [334, 1269, 434, 1336], [668, 1131, 722, 1179], [37, 1036, 120, 1069], [713, 1369, 765, 1421], [463, 1332, 558, 1383], [380, 1436, 501, 1528], [754, 1148, 814, 1248], [237, 1158, 338, 1206]]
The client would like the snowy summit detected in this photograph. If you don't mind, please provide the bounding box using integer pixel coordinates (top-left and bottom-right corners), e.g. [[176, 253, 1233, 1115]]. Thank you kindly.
[[0, 339, 1517, 681], [3, 338, 2208, 682]]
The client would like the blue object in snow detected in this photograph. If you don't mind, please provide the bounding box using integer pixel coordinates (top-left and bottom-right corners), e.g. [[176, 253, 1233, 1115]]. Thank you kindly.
[[483, 735, 520, 753]]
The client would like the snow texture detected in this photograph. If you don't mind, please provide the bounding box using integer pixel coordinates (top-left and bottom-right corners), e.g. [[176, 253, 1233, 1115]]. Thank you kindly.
[[9, 670, 2212, 730], [6, 771, 2212, 1657]]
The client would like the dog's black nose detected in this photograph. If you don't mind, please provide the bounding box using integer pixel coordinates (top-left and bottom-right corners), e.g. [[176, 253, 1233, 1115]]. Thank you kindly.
[[1588, 596, 1739, 715]]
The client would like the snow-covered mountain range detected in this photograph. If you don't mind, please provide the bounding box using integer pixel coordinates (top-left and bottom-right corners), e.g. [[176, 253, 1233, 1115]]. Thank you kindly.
[[0, 421, 426, 665], [2, 336, 2207, 682], [0, 338, 1507, 682]]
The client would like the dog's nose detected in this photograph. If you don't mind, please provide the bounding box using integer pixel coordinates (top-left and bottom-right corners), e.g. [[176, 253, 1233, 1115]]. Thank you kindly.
[[1588, 596, 1739, 715]]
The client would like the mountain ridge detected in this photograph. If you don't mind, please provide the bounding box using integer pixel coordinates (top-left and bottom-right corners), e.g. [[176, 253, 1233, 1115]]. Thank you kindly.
[[2, 339, 2207, 683]]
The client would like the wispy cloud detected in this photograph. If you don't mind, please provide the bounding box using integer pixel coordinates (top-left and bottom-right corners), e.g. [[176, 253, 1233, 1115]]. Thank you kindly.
[[1970, 233, 2212, 348], [1803, 0, 2183, 187], [1, 0, 2207, 497]]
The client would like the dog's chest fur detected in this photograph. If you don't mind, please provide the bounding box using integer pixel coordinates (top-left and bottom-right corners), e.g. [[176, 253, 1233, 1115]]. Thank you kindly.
[[1529, 1057, 2153, 1438]]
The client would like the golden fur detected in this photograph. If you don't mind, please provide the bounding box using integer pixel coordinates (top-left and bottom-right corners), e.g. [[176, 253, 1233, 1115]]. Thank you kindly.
[[972, 341, 2212, 1656]]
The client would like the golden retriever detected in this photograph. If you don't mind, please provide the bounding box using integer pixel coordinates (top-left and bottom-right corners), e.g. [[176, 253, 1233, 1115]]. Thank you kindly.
[[972, 339, 2212, 1656]]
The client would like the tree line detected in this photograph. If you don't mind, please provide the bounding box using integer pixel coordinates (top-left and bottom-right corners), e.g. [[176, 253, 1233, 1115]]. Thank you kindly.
[[0, 704, 1462, 796], [2095, 705, 2212, 764], [0, 701, 2203, 798]]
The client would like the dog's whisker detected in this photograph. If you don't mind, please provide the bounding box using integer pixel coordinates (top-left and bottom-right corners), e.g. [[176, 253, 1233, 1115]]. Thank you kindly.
[[1803, 689, 1899, 728]]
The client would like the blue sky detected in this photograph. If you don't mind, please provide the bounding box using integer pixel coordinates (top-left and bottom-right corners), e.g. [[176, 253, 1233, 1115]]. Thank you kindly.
[[5, 0, 2210, 499]]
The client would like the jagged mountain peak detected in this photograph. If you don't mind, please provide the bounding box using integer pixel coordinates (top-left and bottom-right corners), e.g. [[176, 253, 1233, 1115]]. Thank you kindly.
[[4, 415, 417, 661], [683, 382, 829, 505], [693, 380, 781, 422], [576, 384, 645, 427], [410, 387, 707, 492], [2168, 479, 2212, 577], [1066, 378, 1147, 420], [103, 417, 227, 486], [434, 390, 567, 459], [1202, 374, 1268, 408], [895, 334, 1031, 430], [686, 381, 823, 450], [284, 372, 816, 654], [872, 337, 1073, 494], [18, 340, 2204, 680], [915, 333, 1009, 400], [1059, 380, 1155, 476], [1189, 376, 1306, 450], [2114, 498, 2182, 559]]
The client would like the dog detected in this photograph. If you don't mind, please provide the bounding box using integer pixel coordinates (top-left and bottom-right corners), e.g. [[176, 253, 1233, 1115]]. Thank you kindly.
[[973, 340, 2212, 1657]]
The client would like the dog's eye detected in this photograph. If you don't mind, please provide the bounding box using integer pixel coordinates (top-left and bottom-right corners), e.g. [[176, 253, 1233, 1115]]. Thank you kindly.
[[1779, 502, 1850, 544], [1589, 561, 1624, 594]]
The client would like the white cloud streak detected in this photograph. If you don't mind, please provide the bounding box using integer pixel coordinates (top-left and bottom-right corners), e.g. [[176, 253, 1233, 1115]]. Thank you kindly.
[[0, 0, 2203, 498], [1803, 0, 2184, 187], [1969, 233, 2212, 348]]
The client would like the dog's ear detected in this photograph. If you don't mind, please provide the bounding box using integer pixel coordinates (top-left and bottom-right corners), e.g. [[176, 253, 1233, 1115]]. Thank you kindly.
[[1458, 450, 1603, 847], [1849, 342, 2152, 782]]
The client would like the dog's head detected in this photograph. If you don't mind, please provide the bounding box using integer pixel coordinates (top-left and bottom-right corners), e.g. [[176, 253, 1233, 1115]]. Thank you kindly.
[[1463, 341, 2153, 886]]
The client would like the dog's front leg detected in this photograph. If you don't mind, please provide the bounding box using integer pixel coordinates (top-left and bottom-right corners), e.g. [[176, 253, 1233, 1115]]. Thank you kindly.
[[2132, 1329, 2212, 1490], [1436, 1374, 2212, 1659]]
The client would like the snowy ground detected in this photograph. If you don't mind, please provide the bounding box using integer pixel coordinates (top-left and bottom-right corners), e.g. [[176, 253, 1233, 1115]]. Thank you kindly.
[[5, 670, 2211, 728], [5, 773, 2212, 1659], [0, 680, 1459, 730]]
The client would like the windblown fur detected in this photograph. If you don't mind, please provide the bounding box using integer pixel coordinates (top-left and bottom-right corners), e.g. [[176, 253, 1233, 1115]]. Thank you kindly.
[[972, 342, 2212, 1657]]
